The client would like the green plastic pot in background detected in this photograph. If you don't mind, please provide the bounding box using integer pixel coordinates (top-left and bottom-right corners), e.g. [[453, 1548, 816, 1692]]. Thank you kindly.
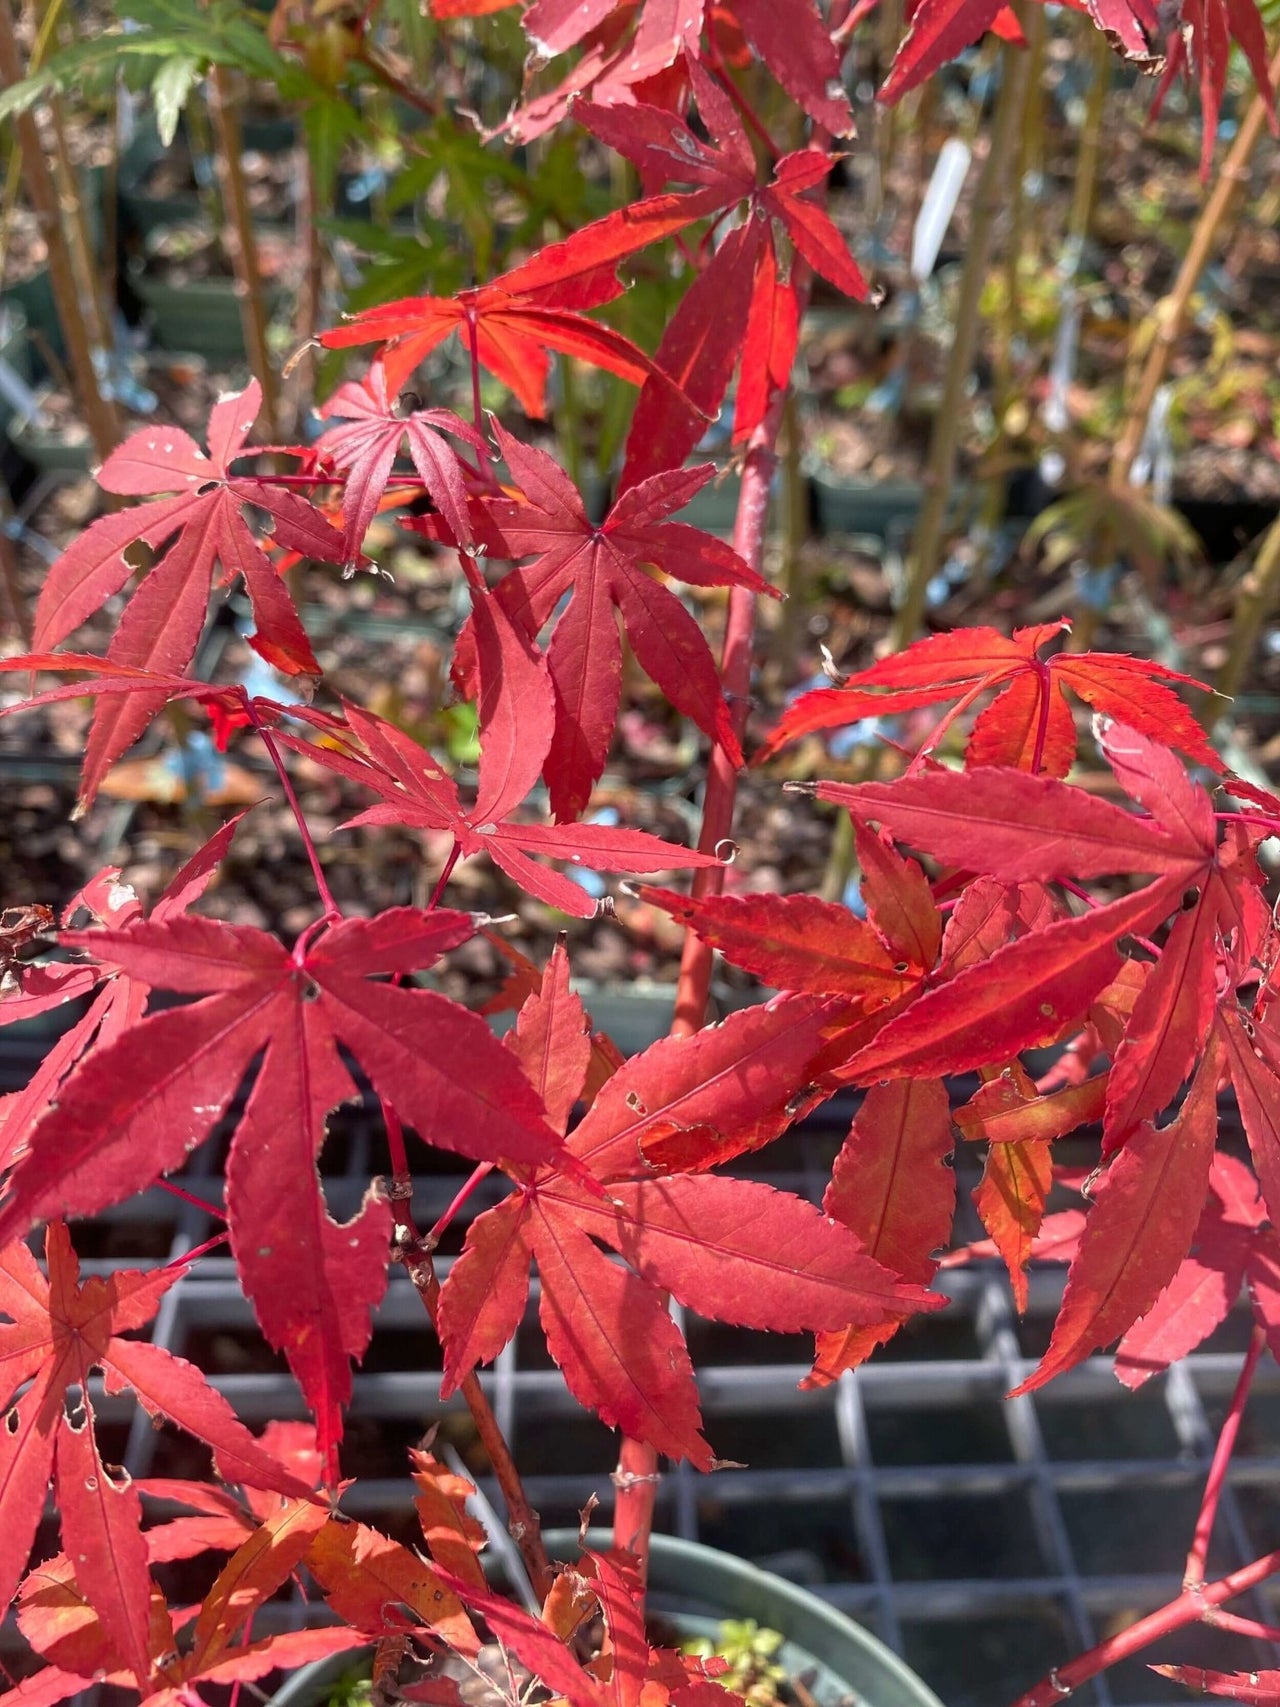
[[129, 236, 292, 362], [807, 463, 973, 545], [266, 1532, 945, 1707]]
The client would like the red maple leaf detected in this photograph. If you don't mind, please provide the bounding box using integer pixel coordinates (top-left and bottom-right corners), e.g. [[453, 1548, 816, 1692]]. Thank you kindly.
[[1113, 1151, 1273, 1388], [565, 66, 868, 483], [503, 0, 855, 139], [311, 358, 490, 558], [1097, 0, 1276, 178], [1009, 1036, 1225, 1394], [425, 421, 776, 819], [0, 1223, 312, 1688], [319, 248, 674, 419], [437, 944, 938, 1467], [282, 570, 724, 912], [0, 816, 244, 1174], [802, 723, 1249, 1093], [756, 619, 1223, 775], [31, 381, 342, 791], [1150, 1669, 1280, 1703], [0, 906, 567, 1474], [879, 0, 1275, 177]]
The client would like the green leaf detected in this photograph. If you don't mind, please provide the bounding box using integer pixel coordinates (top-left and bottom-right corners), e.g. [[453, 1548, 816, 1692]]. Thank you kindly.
[[151, 54, 200, 146]]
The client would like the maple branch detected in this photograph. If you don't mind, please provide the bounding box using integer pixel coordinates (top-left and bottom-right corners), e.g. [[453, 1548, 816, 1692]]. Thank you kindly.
[[379, 1096, 553, 1601], [1207, 510, 1280, 734], [1185, 1323, 1266, 1588], [1200, 1608, 1280, 1644], [206, 67, 283, 441], [249, 706, 341, 920], [1109, 40, 1280, 487], [352, 41, 440, 120], [1009, 1541, 1280, 1702]]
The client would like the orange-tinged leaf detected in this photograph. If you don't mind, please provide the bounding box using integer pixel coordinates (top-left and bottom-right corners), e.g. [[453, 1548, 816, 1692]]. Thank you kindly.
[[1010, 1036, 1224, 1395], [955, 1070, 1108, 1145], [636, 885, 913, 1003], [188, 1497, 330, 1667], [304, 1518, 479, 1651], [854, 823, 941, 970], [842, 879, 1185, 1083], [410, 1449, 488, 1589], [805, 1078, 954, 1383], [973, 1137, 1053, 1311]]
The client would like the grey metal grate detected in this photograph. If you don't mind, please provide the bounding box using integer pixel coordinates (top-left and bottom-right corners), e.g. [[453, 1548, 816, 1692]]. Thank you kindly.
[[25, 1061, 1276, 1707]]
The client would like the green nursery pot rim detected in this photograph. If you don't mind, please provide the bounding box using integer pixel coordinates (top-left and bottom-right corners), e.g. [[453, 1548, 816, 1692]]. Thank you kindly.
[[267, 1531, 944, 1707]]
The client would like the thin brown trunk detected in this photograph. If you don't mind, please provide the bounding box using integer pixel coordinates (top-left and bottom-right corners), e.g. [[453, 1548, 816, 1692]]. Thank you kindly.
[[0, 0, 120, 460], [206, 67, 282, 438]]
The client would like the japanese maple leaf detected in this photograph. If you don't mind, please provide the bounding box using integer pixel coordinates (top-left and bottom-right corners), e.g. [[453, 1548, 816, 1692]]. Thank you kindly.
[[284, 573, 723, 913], [0, 816, 243, 1175], [312, 358, 490, 558], [811, 722, 1246, 1089], [571, 66, 868, 485], [638, 819, 944, 1081], [319, 246, 673, 419], [1112, 1151, 1280, 1388], [1108, 0, 1275, 178], [434, 420, 776, 819], [879, 0, 1275, 176], [755, 618, 1224, 778], [437, 944, 939, 1468], [10, 1518, 376, 1707], [0, 906, 568, 1475], [1009, 1036, 1226, 1395], [32, 381, 343, 790], [875, 0, 1060, 103], [0, 653, 258, 807], [513, 0, 855, 137], [0, 1223, 313, 1686]]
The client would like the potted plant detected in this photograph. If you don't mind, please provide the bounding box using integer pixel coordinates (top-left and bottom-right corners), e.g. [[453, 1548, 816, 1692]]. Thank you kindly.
[[4, 2, 1280, 1706]]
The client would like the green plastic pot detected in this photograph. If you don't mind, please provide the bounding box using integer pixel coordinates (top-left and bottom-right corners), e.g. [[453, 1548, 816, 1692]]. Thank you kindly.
[[129, 259, 291, 362], [5, 410, 94, 474], [266, 1532, 944, 1707], [807, 463, 973, 545]]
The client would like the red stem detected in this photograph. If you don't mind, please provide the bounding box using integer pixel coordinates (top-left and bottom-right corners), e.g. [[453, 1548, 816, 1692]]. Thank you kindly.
[[378, 1091, 552, 1598], [1029, 660, 1053, 774], [465, 310, 484, 437], [1016, 1549, 1280, 1705], [427, 1162, 495, 1246], [159, 1231, 229, 1271], [1185, 1323, 1266, 1587], [616, 0, 854, 1550], [429, 840, 463, 910], [1202, 1608, 1280, 1643], [155, 1179, 227, 1220], [249, 704, 340, 921]]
